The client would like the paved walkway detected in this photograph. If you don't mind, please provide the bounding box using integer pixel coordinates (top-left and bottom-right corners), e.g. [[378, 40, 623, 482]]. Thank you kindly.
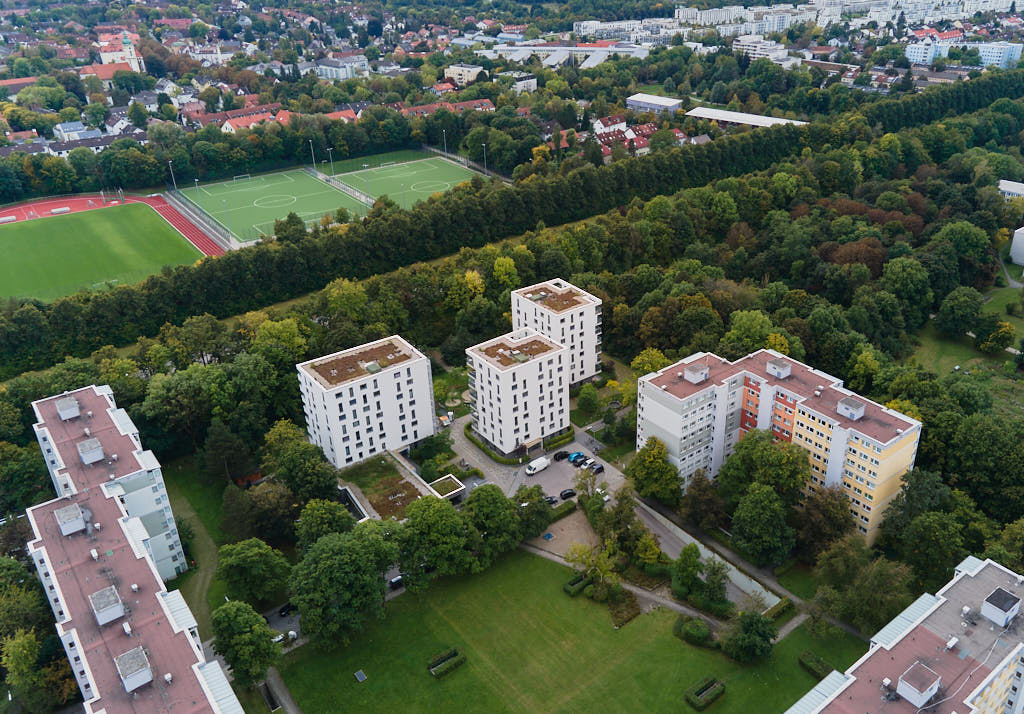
[[774, 613, 809, 642], [1000, 255, 1023, 289], [266, 667, 303, 714]]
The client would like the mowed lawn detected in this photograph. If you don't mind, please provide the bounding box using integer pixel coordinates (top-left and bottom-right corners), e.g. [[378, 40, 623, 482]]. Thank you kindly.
[[279, 551, 866, 713], [0, 203, 201, 301]]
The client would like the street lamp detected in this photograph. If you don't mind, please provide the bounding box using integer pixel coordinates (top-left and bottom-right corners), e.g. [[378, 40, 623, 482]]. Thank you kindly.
[[401, 182, 405, 210], [442, 128, 447, 155], [326, 146, 335, 176], [194, 178, 202, 213], [362, 162, 369, 198], [481, 142, 487, 174], [308, 139, 317, 171], [167, 159, 177, 191]]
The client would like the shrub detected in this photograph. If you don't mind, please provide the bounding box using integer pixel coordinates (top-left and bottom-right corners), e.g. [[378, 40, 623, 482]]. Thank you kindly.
[[764, 597, 794, 621], [685, 677, 725, 711], [463, 424, 525, 465], [543, 428, 575, 450], [550, 500, 577, 521], [583, 584, 596, 599], [643, 560, 672, 578], [563, 574, 592, 597], [773, 561, 796, 577], [799, 650, 834, 681], [682, 619, 712, 647], [430, 652, 467, 678]]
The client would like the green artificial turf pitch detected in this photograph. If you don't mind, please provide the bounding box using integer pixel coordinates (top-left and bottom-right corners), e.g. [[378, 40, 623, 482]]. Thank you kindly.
[[335, 156, 480, 209], [0, 202, 202, 301], [180, 168, 368, 242]]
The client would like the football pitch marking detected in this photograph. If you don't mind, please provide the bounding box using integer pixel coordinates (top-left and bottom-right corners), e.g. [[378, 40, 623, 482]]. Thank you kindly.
[[253, 194, 298, 208]]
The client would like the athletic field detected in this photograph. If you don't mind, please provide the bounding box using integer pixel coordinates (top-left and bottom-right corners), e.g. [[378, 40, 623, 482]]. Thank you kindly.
[[334, 155, 480, 208], [179, 168, 366, 242], [0, 203, 202, 301]]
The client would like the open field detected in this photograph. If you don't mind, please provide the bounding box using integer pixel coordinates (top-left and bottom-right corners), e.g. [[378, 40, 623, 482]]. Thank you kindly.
[[279, 551, 866, 713], [180, 168, 367, 241], [336, 156, 479, 209], [0, 202, 202, 301]]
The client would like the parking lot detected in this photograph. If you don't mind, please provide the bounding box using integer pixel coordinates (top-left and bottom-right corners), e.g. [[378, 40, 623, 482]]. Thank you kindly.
[[517, 444, 626, 503]]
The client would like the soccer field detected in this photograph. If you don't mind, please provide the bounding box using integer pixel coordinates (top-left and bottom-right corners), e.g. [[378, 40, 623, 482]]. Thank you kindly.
[[335, 156, 480, 209], [179, 168, 367, 242], [0, 203, 202, 301]]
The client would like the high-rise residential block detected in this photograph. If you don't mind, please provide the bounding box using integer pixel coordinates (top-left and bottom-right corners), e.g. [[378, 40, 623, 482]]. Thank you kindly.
[[636, 349, 921, 541], [297, 336, 435, 468]]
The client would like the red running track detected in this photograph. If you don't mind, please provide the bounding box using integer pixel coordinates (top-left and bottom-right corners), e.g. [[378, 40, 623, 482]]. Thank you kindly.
[[0, 193, 225, 257]]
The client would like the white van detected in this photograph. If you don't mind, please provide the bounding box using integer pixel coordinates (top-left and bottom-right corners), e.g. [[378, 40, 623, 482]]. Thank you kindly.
[[525, 456, 551, 475]]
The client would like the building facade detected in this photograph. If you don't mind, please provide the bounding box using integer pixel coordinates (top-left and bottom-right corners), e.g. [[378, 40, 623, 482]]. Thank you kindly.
[[511, 279, 603, 386], [636, 350, 921, 542], [297, 336, 435, 469], [788, 556, 1024, 714], [466, 328, 569, 455], [626, 92, 684, 114], [25, 385, 240, 714], [443, 63, 486, 85]]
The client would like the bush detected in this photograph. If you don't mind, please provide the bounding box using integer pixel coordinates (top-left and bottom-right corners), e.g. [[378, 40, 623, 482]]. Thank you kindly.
[[643, 560, 672, 578], [583, 583, 596, 599], [799, 650, 834, 681], [463, 423, 526, 465], [543, 428, 575, 450], [773, 561, 796, 578], [764, 597, 794, 621], [550, 499, 577, 521], [682, 619, 712, 647], [685, 677, 725, 711], [563, 573, 593, 597], [430, 652, 467, 678]]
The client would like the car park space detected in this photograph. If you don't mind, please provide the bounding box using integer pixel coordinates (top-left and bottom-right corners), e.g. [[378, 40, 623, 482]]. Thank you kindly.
[[521, 441, 625, 503]]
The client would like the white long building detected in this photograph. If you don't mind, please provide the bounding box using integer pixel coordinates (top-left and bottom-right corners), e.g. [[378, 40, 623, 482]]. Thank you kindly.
[[297, 336, 435, 468], [26, 385, 240, 713], [466, 328, 569, 455], [511, 279, 603, 386]]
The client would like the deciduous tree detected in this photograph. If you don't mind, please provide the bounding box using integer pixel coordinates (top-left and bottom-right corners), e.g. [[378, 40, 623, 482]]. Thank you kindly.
[[296, 499, 356, 553], [216, 538, 291, 604], [211, 601, 280, 687], [731, 483, 794, 566], [626, 437, 683, 505]]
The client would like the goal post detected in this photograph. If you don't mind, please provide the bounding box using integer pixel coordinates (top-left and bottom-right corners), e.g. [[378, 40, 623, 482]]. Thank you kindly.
[[232, 174, 252, 182]]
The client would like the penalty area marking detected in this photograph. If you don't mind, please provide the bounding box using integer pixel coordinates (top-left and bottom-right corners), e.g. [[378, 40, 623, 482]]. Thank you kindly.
[[411, 181, 451, 193], [252, 194, 298, 208]]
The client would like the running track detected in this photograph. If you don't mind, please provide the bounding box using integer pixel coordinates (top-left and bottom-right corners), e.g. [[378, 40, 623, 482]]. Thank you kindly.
[[0, 194, 225, 256]]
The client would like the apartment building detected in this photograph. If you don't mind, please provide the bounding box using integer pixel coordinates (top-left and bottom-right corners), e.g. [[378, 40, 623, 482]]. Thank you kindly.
[[297, 336, 435, 469], [466, 328, 569, 455], [26, 385, 240, 713], [788, 556, 1024, 714], [636, 350, 921, 542], [443, 63, 486, 86], [511, 279, 603, 386]]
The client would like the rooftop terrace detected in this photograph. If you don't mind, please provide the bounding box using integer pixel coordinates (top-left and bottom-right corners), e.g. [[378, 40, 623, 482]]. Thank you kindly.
[[469, 329, 563, 370], [514, 279, 599, 313], [299, 337, 420, 388]]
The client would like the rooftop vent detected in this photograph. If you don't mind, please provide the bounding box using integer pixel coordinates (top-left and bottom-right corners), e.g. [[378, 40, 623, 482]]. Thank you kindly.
[[89, 585, 124, 626], [90, 549, 98, 561], [123, 622, 132, 636], [982, 587, 1021, 627], [837, 397, 866, 421], [130, 583, 139, 592], [55, 397, 80, 421], [77, 437, 103, 466], [54, 503, 86, 536], [164, 673, 173, 685], [114, 645, 152, 693]]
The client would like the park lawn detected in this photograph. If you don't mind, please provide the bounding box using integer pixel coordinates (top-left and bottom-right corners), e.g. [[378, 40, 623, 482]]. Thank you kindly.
[[433, 366, 470, 418], [0, 203, 201, 301], [777, 564, 820, 600], [1002, 244, 1024, 283], [278, 551, 866, 714], [164, 456, 228, 544], [232, 683, 271, 714], [983, 286, 1024, 333]]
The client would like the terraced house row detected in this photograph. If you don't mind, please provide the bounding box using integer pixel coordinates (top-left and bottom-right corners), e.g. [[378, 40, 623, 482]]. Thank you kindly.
[[636, 349, 921, 543]]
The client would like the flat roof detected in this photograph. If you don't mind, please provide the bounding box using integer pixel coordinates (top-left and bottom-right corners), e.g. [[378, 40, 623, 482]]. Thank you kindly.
[[513, 279, 601, 313], [685, 106, 807, 127], [900, 661, 939, 693], [627, 92, 682, 106], [645, 350, 918, 445], [89, 585, 121, 612], [468, 330, 564, 371], [297, 336, 423, 389]]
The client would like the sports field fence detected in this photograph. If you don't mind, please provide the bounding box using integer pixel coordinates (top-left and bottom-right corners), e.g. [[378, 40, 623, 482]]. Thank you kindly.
[[165, 189, 237, 249]]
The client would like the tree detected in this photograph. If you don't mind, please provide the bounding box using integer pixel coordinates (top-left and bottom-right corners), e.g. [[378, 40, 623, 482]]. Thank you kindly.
[[576, 383, 600, 415], [878, 468, 950, 551], [211, 601, 280, 687], [291, 522, 398, 642], [701, 556, 730, 604], [400, 496, 475, 586], [630, 347, 670, 375], [901, 512, 966, 589], [935, 286, 984, 337], [721, 612, 776, 663], [514, 485, 553, 538], [221, 484, 256, 542], [204, 418, 255, 480], [273, 212, 308, 243], [716, 430, 809, 509], [974, 312, 1015, 353], [679, 469, 726, 532], [671, 542, 702, 597], [296, 499, 356, 553], [3, 629, 57, 712], [461, 484, 521, 567], [731, 483, 794, 566], [879, 256, 933, 331], [795, 486, 855, 561], [272, 441, 337, 503], [564, 542, 618, 585], [626, 437, 683, 505], [248, 481, 299, 543], [127, 101, 147, 128], [216, 538, 291, 603], [718, 310, 774, 358]]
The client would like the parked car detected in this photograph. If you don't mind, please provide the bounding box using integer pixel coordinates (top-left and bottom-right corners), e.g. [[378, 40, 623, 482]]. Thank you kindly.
[[525, 456, 551, 475], [278, 602, 296, 617], [578, 458, 594, 469], [567, 451, 584, 463], [553, 450, 570, 461], [591, 463, 605, 475], [389, 575, 404, 590], [544, 495, 558, 506], [596, 487, 611, 502], [560, 488, 577, 500]]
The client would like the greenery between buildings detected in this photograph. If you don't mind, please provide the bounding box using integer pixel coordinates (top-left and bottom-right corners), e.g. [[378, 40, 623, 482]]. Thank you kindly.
[[798, 650, 835, 681], [685, 677, 726, 711], [462, 422, 527, 465]]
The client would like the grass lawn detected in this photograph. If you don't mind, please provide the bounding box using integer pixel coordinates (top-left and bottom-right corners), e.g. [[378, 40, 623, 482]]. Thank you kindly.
[[433, 366, 470, 418], [336, 156, 479, 208], [327, 148, 434, 175], [278, 551, 866, 713], [0, 203, 202, 301], [570, 407, 600, 427], [777, 564, 819, 600], [983, 286, 1024, 334], [339, 456, 419, 520], [233, 683, 271, 714], [1002, 244, 1024, 283]]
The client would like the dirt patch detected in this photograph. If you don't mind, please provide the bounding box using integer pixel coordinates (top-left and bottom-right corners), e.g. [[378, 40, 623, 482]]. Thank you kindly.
[[526, 509, 600, 556]]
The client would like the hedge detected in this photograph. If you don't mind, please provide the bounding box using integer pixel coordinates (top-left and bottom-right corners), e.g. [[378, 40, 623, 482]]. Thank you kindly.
[[685, 677, 725, 711], [764, 597, 794, 622], [550, 499, 577, 522], [563, 573, 593, 596], [462, 423, 526, 465], [430, 652, 467, 679], [428, 648, 459, 669], [543, 428, 575, 450], [673, 615, 715, 648], [799, 650, 834, 681]]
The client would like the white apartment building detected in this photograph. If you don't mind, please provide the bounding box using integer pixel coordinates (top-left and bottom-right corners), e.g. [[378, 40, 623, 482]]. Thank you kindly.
[[511, 279, 603, 386], [32, 386, 186, 581], [497, 70, 537, 93], [637, 350, 921, 542], [297, 336, 435, 469], [26, 385, 241, 713], [443, 63, 487, 86], [732, 34, 800, 67], [466, 328, 569, 455]]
